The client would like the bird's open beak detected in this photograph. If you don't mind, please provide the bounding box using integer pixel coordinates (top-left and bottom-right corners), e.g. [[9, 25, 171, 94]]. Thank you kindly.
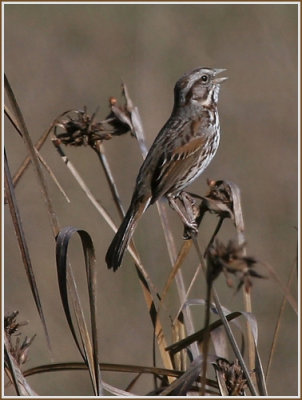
[[213, 68, 228, 84]]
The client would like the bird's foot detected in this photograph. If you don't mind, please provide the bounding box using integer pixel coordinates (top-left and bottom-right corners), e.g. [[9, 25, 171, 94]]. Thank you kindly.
[[168, 192, 199, 239]]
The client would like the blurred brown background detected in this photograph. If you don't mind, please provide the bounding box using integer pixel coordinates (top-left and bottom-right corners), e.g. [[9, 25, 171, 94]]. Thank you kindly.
[[4, 3, 298, 396]]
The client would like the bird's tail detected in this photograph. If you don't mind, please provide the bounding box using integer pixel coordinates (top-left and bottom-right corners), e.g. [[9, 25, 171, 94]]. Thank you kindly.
[[105, 197, 150, 271]]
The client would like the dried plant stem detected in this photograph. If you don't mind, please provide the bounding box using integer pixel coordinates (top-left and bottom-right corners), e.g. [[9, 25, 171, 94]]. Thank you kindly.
[[172, 217, 224, 324], [157, 201, 200, 359], [67, 267, 102, 395], [4, 149, 51, 352], [213, 290, 258, 395], [204, 216, 224, 256], [200, 280, 212, 395], [261, 261, 297, 314], [36, 151, 70, 202], [93, 142, 125, 219], [4, 75, 59, 237], [242, 291, 254, 370], [191, 235, 258, 396], [4, 106, 70, 203], [161, 240, 193, 307], [190, 234, 210, 395], [175, 263, 202, 321], [24, 361, 185, 379], [4, 106, 52, 187], [265, 258, 297, 381], [233, 182, 255, 374], [4, 335, 38, 396], [5, 104, 70, 202]]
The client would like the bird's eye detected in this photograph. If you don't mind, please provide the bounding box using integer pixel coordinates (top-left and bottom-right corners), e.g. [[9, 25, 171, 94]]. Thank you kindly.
[[201, 75, 208, 82]]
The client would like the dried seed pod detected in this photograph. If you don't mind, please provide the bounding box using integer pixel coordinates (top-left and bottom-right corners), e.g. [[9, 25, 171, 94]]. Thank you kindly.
[[213, 358, 248, 396], [53, 96, 134, 149], [4, 311, 36, 367], [207, 239, 264, 292]]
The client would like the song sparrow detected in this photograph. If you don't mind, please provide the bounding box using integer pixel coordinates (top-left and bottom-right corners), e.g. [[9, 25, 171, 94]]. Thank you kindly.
[[106, 67, 227, 270]]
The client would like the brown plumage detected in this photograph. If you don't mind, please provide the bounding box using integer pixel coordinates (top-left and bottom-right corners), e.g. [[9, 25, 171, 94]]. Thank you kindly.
[[106, 67, 227, 271]]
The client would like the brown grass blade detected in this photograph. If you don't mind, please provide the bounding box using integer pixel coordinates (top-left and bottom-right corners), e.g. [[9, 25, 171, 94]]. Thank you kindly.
[[55, 226, 102, 395], [166, 311, 242, 355], [214, 298, 258, 395], [4, 149, 51, 351], [24, 360, 216, 396], [34, 150, 70, 202], [174, 262, 202, 322], [24, 361, 183, 379], [178, 299, 245, 356], [133, 263, 174, 374], [4, 75, 59, 237], [102, 382, 135, 396], [4, 105, 69, 203], [4, 106, 52, 186], [161, 240, 193, 306], [236, 310, 267, 395], [255, 343, 268, 395], [159, 354, 218, 395]]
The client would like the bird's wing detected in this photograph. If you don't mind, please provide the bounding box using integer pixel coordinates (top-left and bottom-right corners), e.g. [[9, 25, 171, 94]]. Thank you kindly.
[[150, 136, 206, 202]]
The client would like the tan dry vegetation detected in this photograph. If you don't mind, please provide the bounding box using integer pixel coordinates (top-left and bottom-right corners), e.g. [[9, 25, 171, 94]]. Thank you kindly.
[[4, 3, 298, 396]]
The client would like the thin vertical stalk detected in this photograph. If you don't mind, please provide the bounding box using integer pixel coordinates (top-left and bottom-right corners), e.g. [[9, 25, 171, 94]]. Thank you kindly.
[[93, 142, 125, 220], [265, 259, 297, 381], [4, 74, 59, 237], [4, 150, 51, 351], [234, 185, 255, 374]]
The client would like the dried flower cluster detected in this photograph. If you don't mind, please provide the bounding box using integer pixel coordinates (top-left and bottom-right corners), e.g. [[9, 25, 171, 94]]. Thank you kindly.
[[53, 96, 133, 148], [213, 357, 248, 396], [207, 240, 263, 292], [5, 311, 35, 366], [4, 311, 27, 336]]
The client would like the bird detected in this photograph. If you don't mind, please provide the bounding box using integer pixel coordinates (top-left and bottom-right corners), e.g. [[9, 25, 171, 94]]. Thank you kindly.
[[106, 67, 227, 271]]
